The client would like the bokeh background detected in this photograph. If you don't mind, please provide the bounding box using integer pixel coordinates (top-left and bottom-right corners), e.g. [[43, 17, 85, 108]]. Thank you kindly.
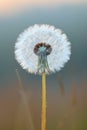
[[0, 0, 87, 130]]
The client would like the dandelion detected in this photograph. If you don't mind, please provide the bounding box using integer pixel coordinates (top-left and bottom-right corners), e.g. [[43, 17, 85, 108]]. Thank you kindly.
[[15, 24, 71, 130]]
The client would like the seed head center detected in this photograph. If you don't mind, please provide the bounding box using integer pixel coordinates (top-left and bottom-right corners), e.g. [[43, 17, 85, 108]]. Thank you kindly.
[[34, 42, 52, 56], [34, 43, 52, 73]]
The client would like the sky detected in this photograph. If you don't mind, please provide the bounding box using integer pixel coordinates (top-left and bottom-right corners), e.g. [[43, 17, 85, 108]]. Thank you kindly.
[[0, 0, 87, 15]]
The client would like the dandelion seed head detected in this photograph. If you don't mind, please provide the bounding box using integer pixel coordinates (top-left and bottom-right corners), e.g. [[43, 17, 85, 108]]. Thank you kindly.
[[15, 24, 71, 75]]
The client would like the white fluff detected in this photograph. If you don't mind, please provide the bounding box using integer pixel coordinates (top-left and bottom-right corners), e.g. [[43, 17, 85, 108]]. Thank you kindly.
[[15, 24, 71, 75]]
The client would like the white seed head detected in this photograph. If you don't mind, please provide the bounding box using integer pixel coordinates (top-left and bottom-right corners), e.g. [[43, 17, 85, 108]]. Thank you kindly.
[[15, 24, 71, 75]]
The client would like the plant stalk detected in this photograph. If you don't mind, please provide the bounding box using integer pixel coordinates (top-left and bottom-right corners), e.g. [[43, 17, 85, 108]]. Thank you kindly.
[[41, 72, 46, 130]]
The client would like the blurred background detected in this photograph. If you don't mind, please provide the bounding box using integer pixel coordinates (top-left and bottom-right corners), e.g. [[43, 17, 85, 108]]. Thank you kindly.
[[0, 0, 87, 130]]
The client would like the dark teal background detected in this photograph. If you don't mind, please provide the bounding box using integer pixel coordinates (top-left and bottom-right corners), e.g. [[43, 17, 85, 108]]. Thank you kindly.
[[0, 4, 87, 130], [0, 4, 87, 88]]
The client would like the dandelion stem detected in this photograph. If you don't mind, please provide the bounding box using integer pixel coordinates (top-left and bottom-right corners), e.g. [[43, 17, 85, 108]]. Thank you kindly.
[[41, 72, 46, 130]]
